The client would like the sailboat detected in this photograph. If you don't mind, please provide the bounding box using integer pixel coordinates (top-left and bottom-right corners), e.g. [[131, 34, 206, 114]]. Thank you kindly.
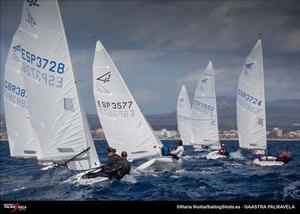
[[189, 61, 224, 159], [177, 85, 192, 145], [3, 0, 108, 184], [92, 40, 182, 172], [236, 38, 284, 166]]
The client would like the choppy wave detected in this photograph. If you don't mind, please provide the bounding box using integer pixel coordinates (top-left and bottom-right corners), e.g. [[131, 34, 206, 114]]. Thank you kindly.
[[0, 140, 299, 200]]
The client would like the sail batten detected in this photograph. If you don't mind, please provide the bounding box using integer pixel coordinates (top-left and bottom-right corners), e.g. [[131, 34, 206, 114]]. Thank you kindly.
[[236, 39, 266, 151], [93, 41, 161, 161]]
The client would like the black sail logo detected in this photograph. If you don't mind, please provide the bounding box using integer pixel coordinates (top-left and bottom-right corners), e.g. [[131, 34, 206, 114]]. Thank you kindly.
[[96, 71, 111, 93], [97, 71, 111, 83]]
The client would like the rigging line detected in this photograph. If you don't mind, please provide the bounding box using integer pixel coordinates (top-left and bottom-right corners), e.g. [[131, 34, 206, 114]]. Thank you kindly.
[[62, 147, 91, 166]]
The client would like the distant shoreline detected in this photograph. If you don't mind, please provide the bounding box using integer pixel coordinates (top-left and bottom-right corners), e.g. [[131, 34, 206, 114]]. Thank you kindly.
[[220, 138, 300, 141], [1, 138, 299, 142]]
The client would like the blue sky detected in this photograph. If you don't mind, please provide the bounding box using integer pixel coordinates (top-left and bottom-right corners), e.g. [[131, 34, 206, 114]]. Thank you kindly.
[[1, 0, 300, 114]]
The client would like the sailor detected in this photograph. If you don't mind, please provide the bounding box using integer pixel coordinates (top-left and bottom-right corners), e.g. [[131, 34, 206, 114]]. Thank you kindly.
[[82, 147, 122, 179], [276, 148, 292, 163], [256, 153, 264, 161], [170, 140, 184, 160], [218, 144, 229, 156], [114, 151, 131, 180], [104, 147, 122, 169], [99, 147, 124, 179], [154, 144, 171, 156]]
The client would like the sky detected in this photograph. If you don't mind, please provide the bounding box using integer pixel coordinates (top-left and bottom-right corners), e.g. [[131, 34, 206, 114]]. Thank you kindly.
[[1, 0, 299, 115]]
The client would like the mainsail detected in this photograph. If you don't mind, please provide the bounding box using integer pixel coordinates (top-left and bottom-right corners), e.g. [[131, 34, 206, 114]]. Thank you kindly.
[[191, 61, 220, 148], [236, 39, 266, 151], [6, 0, 100, 170], [93, 41, 162, 161], [177, 85, 192, 145]]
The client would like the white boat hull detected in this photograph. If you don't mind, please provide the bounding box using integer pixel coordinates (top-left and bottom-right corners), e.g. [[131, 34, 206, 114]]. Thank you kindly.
[[68, 169, 110, 185], [206, 150, 228, 160], [193, 148, 208, 152], [193, 144, 209, 152], [253, 156, 285, 166], [136, 156, 181, 172]]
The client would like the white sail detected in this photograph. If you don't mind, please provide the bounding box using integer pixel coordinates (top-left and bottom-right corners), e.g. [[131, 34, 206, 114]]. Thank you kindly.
[[93, 41, 162, 161], [177, 85, 192, 145], [191, 61, 220, 147], [3, 27, 41, 158], [236, 39, 266, 151], [13, 0, 100, 170]]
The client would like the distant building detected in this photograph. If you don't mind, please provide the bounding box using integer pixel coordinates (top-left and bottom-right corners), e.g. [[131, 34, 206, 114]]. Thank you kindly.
[[286, 130, 300, 139], [153, 130, 162, 138], [160, 129, 167, 137], [0, 131, 7, 139], [0, 121, 5, 128], [219, 129, 238, 139], [92, 128, 105, 139], [268, 127, 283, 138], [167, 130, 177, 138], [153, 129, 177, 139]]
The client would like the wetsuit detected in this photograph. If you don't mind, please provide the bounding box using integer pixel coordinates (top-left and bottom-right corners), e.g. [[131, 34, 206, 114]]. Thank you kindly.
[[83, 154, 123, 179], [115, 158, 131, 180], [101, 154, 123, 178]]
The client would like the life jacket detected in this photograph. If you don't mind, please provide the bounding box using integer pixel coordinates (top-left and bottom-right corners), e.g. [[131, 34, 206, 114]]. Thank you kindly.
[[279, 151, 287, 158], [161, 146, 170, 156], [218, 147, 225, 153]]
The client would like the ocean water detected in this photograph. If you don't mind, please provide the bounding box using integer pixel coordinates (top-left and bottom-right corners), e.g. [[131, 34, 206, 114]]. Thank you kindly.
[[0, 140, 299, 201]]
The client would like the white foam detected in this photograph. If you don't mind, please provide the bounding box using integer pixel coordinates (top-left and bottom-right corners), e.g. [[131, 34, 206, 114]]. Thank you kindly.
[[229, 150, 245, 160]]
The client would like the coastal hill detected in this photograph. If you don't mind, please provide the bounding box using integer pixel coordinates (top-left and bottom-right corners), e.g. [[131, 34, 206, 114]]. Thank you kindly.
[[87, 97, 300, 131], [1, 97, 299, 132]]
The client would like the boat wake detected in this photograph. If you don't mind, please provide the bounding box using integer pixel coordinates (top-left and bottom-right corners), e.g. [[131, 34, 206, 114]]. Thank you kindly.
[[229, 150, 245, 160], [120, 174, 137, 184], [182, 154, 207, 160]]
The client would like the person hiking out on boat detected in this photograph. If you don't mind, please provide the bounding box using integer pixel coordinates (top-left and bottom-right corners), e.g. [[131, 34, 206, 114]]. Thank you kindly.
[[256, 153, 264, 161], [218, 144, 229, 156], [154, 144, 171, 156], [82, 147, 123, 179], [170, 140, 184, 160], [276, 148, 292, 163], [114, 151, 131, 180]]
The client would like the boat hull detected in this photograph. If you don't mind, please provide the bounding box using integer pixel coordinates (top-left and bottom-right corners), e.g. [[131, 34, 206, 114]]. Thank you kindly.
[[253, 156, 285, 166], [206, 150, 228, 160], [68, 168, 110, 185], [136, 156, 181, 172]]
